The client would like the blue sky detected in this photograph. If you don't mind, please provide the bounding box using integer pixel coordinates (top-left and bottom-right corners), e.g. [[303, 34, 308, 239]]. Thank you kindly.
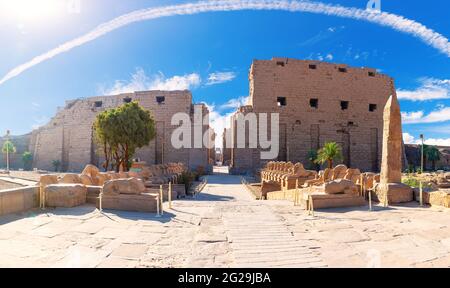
[[0, 0, 449, 146]]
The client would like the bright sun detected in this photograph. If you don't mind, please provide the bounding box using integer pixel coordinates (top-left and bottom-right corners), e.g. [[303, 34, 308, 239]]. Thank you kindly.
[[0, 0, 61, 22]]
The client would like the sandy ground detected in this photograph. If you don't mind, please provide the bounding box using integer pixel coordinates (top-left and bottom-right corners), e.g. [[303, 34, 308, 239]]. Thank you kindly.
[[1, 172, 450, 268]]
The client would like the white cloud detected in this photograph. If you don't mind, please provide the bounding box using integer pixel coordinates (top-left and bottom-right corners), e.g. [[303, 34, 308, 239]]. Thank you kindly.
[[397, 78, 450, 101], [99, 68, 201, 95], [219, 96, 249, 110], [402, 106, 450, 124], [403, 132, 416, 144], [203, 102, 235, 148], [32, 115, 50, 130], [206, 72, 237, 86], [1, 0, 450, 86], [31, 102, 40, 111], [401, 111, 425, 123], [203, 95, 249, 148], [325, 54, 333, 60], [403, 132, 450, 146]]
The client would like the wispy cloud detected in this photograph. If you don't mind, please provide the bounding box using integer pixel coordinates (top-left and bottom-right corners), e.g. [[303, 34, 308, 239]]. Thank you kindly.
[[206, 72, 237, 86], [402, 106, 450, 124], [31, 115, 50, 130], [219, 96, 249, 110], [307, 52, 334, 61], [31, 102, 40, 111], [298, 25, 345, 47], [1, 0, 449, 86], [403, 132, 450, 146], [98, 68, 201, 95], [397, 78, 450, 101]]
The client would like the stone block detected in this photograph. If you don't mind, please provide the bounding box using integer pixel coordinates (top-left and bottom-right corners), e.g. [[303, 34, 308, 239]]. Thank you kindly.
[[302, 192, 367, 209], [45, 184, 87, 208], [59, 174, 82, 184], [324, 179, 357, 195], [373, 183, 413, 204], [97, 193, 158, 213], [414, 189, 450, 208], [86, 186, 102, 204], [0, 189, 24, 215], [103, 178, 146, 195]]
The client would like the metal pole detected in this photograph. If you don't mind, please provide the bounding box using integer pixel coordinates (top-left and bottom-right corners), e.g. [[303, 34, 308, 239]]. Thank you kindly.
[[419, 181, 423, 207], [99, 189, 103, 212], [159, 185, 164, 216], [168, 182, 172, 209], [5, 130, 10, 173], [156, 194, 160, 217], [39, 183, 44, 209], [420, 134, 424, 173]]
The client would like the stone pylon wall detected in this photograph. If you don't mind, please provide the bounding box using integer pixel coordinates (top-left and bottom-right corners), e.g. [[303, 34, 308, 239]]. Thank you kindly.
[[0, 134, 31, 170], [231, 58, 394, 174], [30, 90, 212, 172]]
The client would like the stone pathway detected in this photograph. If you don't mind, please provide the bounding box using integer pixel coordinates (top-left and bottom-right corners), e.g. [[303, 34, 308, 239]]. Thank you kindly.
[[1, 170, 450, 267], [186, 173, 325, 267], [0, 176, 37, 187]]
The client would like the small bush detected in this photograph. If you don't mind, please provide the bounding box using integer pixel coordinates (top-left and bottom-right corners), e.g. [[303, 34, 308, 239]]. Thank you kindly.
[[179, 171, 196, 193], [402, 177, 432, 189]]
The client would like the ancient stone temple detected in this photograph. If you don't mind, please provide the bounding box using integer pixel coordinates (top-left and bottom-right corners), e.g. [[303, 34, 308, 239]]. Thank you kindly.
[[229, 58, 396, 174], [28, 90, 213, 172]]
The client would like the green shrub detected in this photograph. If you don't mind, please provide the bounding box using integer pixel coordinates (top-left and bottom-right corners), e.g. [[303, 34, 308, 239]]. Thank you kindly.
[[179, 171, 196, 193]]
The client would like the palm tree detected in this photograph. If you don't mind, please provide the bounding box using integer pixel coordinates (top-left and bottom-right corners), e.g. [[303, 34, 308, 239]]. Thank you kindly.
[[2, 140, 16, 168], [22, 152, 33, 171], [426, 146, 440, 171], [315, 142, 343, 169], [2, 140, 16, 155], [307, 149, 318, 170]]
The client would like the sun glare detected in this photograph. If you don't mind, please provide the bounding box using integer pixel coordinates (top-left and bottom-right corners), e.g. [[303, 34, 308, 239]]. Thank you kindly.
[[0, 0, 61, 22]]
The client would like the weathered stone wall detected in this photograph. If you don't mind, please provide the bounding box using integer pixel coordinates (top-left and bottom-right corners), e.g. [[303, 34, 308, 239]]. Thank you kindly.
[[30, 90, 211, 172], [222, 128, 231, 164], [405, 144, 450, 170], [231, 58, 394, 173], [0, 134, 31, 170], [0, 186, 39, 216]]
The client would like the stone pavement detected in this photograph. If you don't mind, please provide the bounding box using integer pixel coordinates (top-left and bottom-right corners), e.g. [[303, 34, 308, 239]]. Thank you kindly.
[[1, 171, 450, 267], [0, 176, 37, 187]]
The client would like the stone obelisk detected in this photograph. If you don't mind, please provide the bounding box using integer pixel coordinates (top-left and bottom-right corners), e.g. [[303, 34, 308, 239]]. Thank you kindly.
[[376, 94, 412, 205]]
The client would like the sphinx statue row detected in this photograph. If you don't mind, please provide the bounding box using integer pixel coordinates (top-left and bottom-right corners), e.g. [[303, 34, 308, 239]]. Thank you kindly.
[[261, 161, 382, 196], [52, 162, 188, 187], [261, 162, 317, 191], [38, 162, 188, 211]]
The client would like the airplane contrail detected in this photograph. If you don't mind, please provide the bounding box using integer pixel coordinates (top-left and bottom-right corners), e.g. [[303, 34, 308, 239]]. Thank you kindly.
[[1, 0, 449, 86]]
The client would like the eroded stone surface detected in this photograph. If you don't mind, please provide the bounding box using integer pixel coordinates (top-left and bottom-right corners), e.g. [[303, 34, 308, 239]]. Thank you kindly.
[[1, 173, 450, 268]]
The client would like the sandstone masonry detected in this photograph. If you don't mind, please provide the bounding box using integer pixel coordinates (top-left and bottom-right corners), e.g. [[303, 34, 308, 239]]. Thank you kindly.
[[230, 58, 395, 174], [29, 90, 212, 172]]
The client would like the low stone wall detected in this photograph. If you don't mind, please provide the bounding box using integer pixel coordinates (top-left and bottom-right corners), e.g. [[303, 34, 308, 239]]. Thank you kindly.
[[414, 189, 450, 208], [0, 186, 39, 216], [267, 189, 298, 202]]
